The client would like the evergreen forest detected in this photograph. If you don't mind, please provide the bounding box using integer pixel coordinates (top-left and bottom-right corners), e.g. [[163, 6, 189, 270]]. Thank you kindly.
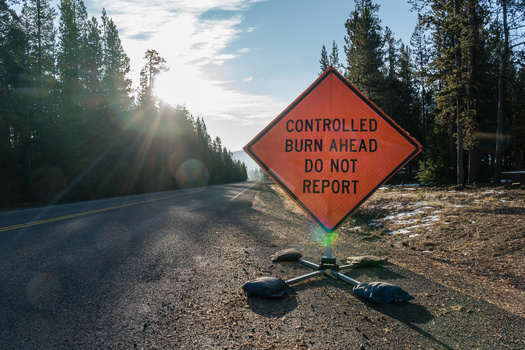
[[0, 0, 247, 206], [321, 0, 524, 186], [1, 0, 524, 208]]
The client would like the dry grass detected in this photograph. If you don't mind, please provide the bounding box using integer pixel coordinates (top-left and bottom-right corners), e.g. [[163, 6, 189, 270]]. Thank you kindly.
[[269, 181, 525, 317], [344, 184, 525, 317]]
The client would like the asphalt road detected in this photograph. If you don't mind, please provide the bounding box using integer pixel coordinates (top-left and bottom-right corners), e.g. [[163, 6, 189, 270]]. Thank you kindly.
[[0, 183, 256, 348], [1, 181, 524, 349]]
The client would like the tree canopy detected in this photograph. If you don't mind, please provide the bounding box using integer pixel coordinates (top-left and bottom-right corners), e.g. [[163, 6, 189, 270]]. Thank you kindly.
[[0, 0, 246, 206], [320, 0, 524, 185]]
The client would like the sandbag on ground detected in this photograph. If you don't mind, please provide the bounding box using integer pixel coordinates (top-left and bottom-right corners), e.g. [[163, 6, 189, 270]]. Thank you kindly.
[[345, 255, 385, 267], [353, 282, 414, 304], [242, 277, 295, 298], [271, 248, 302, 262]]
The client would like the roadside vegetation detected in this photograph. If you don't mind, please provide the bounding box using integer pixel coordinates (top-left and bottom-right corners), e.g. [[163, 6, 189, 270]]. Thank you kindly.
[[0, 0, 246, 207], [320, 0, 524, 187]]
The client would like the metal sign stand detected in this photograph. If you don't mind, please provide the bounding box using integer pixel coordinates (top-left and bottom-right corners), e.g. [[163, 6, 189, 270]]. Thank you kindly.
[[285, 235, 361, 287]]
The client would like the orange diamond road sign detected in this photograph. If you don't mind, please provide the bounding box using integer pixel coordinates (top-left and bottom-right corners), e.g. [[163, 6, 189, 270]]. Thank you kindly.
[[244, 67, 422, 233]]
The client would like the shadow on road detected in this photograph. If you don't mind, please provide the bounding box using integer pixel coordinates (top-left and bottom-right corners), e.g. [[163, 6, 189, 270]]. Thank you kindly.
[[273, 261, 455, 349], [246, 294, 298, 318], [363, 300, 454, 350]]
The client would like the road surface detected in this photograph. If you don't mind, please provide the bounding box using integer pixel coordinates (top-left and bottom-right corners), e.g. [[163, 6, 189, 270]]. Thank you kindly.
[[1, 182, 523, 349]]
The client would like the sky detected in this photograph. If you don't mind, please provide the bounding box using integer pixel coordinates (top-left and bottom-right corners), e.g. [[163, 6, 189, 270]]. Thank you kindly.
[[32, 0, 419, 152]]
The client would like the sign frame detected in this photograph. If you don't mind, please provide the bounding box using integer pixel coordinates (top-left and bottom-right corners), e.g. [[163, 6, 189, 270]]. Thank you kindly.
[[244, 67, 421, 233]]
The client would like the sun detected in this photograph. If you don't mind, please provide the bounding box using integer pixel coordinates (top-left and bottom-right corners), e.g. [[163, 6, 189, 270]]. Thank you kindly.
[[154, 68, 227, 114]]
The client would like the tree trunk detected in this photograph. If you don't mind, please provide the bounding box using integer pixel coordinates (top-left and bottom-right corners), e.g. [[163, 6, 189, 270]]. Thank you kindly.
[[455, 0, 465, 186], [449, 125, 455, 168], [468, 144, 480, 184], [495, 0, 509, 183], [457, 102, 464, 186]]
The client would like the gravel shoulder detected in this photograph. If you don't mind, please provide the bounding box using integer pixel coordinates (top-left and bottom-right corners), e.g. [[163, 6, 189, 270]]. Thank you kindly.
[[187, 182, 525, 349], [349, 184, 525, 319]]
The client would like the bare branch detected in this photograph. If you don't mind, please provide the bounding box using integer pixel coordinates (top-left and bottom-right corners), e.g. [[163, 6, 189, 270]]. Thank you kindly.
[[509, 40, 525, 49]]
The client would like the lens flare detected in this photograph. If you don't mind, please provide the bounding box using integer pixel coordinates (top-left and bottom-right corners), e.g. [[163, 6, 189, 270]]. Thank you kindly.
[[31, 166, 67, 202], [175, 159, 209, 189], [308, 224, 339, 248], [26, 272, 61, 310], [474, 131, 513, 153]]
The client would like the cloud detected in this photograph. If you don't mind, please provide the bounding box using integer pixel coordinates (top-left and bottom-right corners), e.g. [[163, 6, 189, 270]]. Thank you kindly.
[[87, 0, 277, 150], [93, 1, 250, 75], [155, 68, 284, 125], [129, 31, 156, 41]]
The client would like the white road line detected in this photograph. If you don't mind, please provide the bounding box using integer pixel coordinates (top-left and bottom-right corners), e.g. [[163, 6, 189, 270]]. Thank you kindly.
[[230, 183, 257, 201]]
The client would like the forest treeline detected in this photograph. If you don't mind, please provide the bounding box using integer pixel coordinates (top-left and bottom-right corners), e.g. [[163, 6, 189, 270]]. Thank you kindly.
[[0, 0, 247, 206], [322, 0, 524, 185]]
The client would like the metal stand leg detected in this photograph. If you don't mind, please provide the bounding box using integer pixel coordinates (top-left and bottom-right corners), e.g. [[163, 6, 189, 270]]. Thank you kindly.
[[274, 235, 414, 304], [330, 270, 360, 286], [286, 270, 324, 284], [284, 234, 359, 287]]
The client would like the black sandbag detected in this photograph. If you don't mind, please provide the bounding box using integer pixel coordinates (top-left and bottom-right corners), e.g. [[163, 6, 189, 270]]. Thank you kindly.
[[242, 277, 295, 297], [271, 248, 302, 262], [353, 282, 415, 304], [345, 255, 385, 267]]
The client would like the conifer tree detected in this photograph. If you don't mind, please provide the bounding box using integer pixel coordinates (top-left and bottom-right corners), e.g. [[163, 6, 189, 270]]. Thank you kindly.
[[57, 0, 86, 93], [344, 0, 384, 106], [410, 19, 433, 148], [383, 26, 401, 118], [397, 43, 419, 136], [411, 0, 468, 185], [411, 0, 499, 185], [494, 0, 525, 181], [83, 16, 102, 116], [20, 0, 56, 84], [319, 44, 329, 75], [0, 0, 27, 200], [101, 8, 131, 124], [329, 40, 342, 72], [138, 49, 167, 110], [18, 0, 57, 196]]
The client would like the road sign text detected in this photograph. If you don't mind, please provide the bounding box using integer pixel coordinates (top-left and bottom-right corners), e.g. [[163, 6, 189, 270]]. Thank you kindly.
[[244, 67, 421, 233]]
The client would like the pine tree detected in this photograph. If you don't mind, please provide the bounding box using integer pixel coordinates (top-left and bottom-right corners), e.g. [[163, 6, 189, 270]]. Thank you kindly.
[[513, 53, 525, 169], [84, 16, 102, 97], [101, 8, 131, 125], [320, 41, 342, 74], [412, 0, 467, 185], [0, 0, 28, 201], [494, 0, 525, 181], [329, 40, 342, 72], [54, 0, 90, 200], [137, 49, 167, 110], [57, 0, 86, 95], [464, 1, 494, 184], [344, 0, 384, 106], [397, 43, 419, 138], [410, 18, 433, 149], [17, 0, 57, 197], [21, 0, 56, 79], [383, 26, 401, 118], [319, 44, 329, 75], [411, 0, 500, 185]]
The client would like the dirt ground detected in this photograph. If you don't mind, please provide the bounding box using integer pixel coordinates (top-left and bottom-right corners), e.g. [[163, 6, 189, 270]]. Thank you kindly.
[[343, 186, 525, 317], [352, 184, 525, 319], [276, 181, 525, 319], [227, 181, 525, 349]]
